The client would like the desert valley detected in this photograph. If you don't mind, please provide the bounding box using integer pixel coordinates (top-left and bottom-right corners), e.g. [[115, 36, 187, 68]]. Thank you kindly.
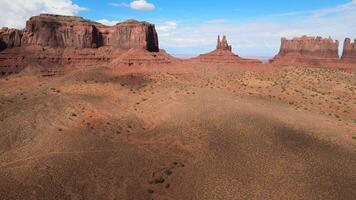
[[0, 14, 355, 200]]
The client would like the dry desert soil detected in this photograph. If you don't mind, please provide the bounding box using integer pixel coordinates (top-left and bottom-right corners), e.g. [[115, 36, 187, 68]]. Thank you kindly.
[[0, 63, 355, 200]]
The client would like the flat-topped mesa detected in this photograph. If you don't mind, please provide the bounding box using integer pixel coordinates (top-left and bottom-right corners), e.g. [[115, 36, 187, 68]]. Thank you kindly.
[[0, 14, 166, 76], [271, 35, 339, 65], [341, 38, 356, 62], [280, 36, 339, 57], [0, 14, 159, 51], [217, 35, 232, 51]]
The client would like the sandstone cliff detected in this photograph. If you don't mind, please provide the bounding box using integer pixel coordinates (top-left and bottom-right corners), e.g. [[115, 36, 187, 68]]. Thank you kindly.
[[0, 14, 159, 51], [22, 14, 102, 48], [271, 35, 339, 65], [0, 14, 165, 76], [101, 19, 159, 52], [341, 38, 356, 63], [0, 28, 23, 51]]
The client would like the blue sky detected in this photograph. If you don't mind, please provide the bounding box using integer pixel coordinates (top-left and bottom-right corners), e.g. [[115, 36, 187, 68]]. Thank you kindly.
[[1, 0, 356, 56], [77, 0, 348, 22]]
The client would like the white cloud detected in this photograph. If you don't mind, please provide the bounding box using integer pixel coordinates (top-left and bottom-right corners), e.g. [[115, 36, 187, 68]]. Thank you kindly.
[[157, 21, 177, 32], [0, 0, 85, 29], [130, 0, 155, 10], [311, 0, 356, 17], [108, 2, 130, 7], [97, 19, 120, 26], [110, 0, 155, 11]]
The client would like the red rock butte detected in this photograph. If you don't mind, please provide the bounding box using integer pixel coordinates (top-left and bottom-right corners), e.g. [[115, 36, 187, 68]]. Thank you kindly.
[[341, 38, 356, 63], [0, 14, 159, 51], [270, 35, 340, 65], [191, 35, 262, 65], [0, 14, 176, 76]]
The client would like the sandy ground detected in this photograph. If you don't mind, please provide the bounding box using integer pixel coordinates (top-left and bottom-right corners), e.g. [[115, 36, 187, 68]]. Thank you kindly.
[[0, 63, 355, 200]]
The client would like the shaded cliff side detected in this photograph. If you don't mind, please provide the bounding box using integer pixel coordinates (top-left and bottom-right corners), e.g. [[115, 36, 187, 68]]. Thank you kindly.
[[342, 38, 356, 63]]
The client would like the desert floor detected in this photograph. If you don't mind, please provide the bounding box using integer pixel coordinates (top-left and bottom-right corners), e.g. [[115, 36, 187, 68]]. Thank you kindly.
[[0, 63, 355, 200]]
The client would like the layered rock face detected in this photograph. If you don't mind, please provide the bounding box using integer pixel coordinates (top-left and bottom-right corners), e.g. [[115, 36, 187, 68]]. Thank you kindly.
[[341, 38, 356, 63], [22, 15, 103, 48], [0, 14, 159, 51], [192, 35, 261, 65], [271, 36, 339, 65], [0, 28, 22, 51], [102, 19, 159, 52], [0, 14, 162, 76]]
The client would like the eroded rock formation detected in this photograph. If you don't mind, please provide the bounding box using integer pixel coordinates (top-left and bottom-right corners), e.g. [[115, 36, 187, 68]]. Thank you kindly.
[[217, 35, 232, 51], [341, 38, 356, 63], [0, 14, 159, 51], [22, 15, 102, 48], [271, 35, 339, 65], [0, 28, 23, 51], [191, 35, 261, 65], [0, 14, 167, 76], [104, 19, 159, 52]]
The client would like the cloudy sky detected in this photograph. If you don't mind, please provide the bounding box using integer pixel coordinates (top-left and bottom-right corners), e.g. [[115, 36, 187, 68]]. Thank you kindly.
[[1, 0, 356, 56]]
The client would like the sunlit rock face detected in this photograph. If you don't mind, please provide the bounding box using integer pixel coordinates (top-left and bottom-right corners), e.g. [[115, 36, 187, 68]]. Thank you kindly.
[[0, 14, 159, 51], [0, 14, 163, 76], [271, 35, 340, 65]]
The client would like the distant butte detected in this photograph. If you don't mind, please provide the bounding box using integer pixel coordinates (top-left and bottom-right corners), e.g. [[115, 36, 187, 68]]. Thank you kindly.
[[270, 35, 340, 65], [341, 38, 356, 63], [191, 35, 262, 65]]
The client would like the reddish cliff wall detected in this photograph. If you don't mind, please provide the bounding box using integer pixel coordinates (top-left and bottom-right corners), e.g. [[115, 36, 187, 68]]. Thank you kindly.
[[341, 38, 356, 63], [0, 14, 159, 51], [0, 14, 163, 76], [271, 35, 339, 65], [0, 28, 23, 51], [101, 19, 159, 52]]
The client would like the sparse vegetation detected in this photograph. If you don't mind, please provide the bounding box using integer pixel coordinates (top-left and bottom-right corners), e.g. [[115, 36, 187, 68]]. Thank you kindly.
[[154, 176, 165, 184], [164, 169, 173, 176]]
